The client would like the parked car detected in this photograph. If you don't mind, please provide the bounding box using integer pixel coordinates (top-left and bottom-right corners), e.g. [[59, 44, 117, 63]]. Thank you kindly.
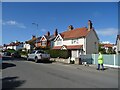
[[3, 52, 11, 56], [27, 50, 50, 63]]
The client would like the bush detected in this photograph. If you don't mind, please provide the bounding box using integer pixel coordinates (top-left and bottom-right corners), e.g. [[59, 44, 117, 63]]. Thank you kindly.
[[19, 51, 28, 56], [6, 49, 15, 53], [45, 49, 69, 59]]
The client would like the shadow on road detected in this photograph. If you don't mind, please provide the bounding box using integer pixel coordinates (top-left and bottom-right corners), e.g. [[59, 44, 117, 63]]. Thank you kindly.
[[27, 59, 55, 64], [38, 60, 55, 64], [2, 62, 16, 69], [2, 76, 26, 90], [2, 56, 14, 60], [96, 67, 109, 71]]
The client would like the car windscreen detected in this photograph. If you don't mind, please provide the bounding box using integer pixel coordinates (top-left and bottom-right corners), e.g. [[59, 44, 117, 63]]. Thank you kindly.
[[31, 51, 36, 54], [37, 51, 45, 54]]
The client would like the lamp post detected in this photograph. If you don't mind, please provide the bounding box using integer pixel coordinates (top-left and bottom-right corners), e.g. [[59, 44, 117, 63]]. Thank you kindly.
[[32, 22, 38, 48]]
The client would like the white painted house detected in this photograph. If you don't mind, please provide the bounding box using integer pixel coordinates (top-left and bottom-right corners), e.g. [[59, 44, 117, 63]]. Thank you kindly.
[[53, 20, 99, 60], [5, 41, 23, 51], [116, 35, 120, 54], [23, 43, 31, 51]]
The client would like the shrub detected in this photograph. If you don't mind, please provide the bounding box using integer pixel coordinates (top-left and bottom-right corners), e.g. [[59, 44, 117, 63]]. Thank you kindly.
[[6, 49, 15, 53], [45, 49, 69, 59], [19, 51, 28, 56]]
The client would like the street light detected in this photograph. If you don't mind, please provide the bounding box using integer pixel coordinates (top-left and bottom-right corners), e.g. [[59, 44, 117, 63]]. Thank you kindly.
[[32, 22, 38, 48]]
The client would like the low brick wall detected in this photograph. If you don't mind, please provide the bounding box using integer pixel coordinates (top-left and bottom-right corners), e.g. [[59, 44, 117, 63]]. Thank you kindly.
[[50, 58, 70, 64], [50, 57, 82, 65]]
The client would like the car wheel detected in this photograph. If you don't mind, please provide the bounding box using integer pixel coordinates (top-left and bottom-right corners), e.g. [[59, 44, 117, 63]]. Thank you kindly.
[[35, 57, 38, 63], [27, 56, 29, 61]]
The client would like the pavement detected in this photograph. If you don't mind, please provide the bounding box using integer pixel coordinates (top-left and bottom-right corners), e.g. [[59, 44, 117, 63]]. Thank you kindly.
[[1, 58, 119, 89]]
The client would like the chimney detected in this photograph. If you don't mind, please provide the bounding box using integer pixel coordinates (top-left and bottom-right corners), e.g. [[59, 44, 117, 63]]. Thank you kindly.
[[15, 40, 18, 43], [46, 31, 50, 36], [32, 35, 36, 39], [54, 29, 58, 36], [88, 20, 92, 31], [68, 25, 74, 31]]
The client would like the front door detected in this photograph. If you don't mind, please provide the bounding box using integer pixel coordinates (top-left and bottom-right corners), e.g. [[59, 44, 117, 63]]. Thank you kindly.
[[68, 50, 71, 57]]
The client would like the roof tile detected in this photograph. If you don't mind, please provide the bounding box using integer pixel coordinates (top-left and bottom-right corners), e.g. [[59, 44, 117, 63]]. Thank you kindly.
[[61, 27, 90, 39]]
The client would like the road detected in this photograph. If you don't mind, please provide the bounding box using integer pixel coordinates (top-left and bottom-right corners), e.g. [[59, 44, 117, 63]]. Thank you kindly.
[[2, 58, 118, 89]]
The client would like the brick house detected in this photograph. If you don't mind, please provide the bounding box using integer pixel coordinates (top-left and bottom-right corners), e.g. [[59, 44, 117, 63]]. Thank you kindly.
[[53, 20, 99, 60], [35, 29, 58, 49]]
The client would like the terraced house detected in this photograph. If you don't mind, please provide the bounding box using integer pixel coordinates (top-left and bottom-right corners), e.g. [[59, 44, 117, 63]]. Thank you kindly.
[[35, 29, 58, 49], [53, 20, 99, 60]]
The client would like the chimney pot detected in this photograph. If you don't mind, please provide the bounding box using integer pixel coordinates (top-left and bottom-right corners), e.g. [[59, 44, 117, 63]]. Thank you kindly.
[[32, 35, 36, 39], [54, 29, 58, 36], [68, 25, 74, 31], [46, 31, 50, 36], [88, 20, 92, 31]]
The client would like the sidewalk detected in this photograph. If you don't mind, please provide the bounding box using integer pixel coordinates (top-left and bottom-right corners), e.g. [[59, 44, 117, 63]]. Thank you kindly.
[[52, 61, 119, 72]]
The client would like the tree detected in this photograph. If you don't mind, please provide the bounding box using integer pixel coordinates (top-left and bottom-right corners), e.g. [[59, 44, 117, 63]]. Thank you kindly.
[[98, 44, 106, 54]]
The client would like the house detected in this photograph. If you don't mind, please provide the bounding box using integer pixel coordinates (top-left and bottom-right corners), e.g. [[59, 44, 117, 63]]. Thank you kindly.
[[116, 34, 120, 54], [101, 43, 116, 54], [36, 29, 58, 49], [25, 35, 38, 50], [23, 43, 31, 51], [4, 41, 23, 51], [53, 20, 99, 60]]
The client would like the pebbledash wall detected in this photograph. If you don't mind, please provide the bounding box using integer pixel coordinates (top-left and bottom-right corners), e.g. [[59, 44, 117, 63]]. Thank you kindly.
[[80, 54, 120, 68]]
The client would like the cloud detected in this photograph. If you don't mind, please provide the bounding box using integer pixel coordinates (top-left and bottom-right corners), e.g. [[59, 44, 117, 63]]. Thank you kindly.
[[101, 41, 111, 44], [96, 28, 118, 36], [2, 20, 26, 29]]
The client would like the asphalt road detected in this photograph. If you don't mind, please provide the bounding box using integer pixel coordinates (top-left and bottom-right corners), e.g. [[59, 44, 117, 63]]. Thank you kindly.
[[2, 58, 118, 89]]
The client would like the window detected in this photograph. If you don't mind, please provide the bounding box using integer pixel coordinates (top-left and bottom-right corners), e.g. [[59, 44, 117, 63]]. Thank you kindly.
[[71, 39, 78, 44], [57, 38, 62, 45], [42, 41, 46, 46], [37, 50, 45, 54]]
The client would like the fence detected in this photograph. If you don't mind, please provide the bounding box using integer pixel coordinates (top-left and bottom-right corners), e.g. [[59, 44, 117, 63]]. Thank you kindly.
[[80, 54, 120, 68]]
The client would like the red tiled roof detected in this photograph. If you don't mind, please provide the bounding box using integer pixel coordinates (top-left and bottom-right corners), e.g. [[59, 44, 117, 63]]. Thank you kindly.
[[52, 46, 61, 49], [103, 44, 113, 48], [53, 45, 83, 50], [66, 45, 83, 49], [60, 27, 90, 39], [5, 42, 22, 46]]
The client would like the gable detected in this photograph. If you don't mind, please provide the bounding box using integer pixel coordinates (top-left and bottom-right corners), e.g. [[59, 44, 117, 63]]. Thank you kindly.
[[61, 45, 67, 50], [54, 34, 63, 41], [40, 36, 47, 41]]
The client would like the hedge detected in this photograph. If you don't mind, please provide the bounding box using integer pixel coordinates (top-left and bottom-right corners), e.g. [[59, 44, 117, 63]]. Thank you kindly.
[[45, 49, 69, 59]]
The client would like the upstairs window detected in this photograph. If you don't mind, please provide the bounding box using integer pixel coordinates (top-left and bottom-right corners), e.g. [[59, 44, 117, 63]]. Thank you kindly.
[[42, 41, 46, 46], [57, 38, 62, 45], [71, 39, 78, 44]]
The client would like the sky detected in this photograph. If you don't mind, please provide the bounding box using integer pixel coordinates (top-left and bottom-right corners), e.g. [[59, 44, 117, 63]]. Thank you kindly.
[[2, 2, 118, 45]]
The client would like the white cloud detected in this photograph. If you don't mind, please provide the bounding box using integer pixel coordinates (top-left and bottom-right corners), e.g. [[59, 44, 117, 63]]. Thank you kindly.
[[101, 41, 110, 44], [96, 28, 118, 36], [2, 20, 26, 29], [6, 20, 16, 25]]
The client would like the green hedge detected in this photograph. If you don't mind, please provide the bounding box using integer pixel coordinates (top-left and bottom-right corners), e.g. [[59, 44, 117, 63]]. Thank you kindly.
[[45, 50, 69, 59]]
